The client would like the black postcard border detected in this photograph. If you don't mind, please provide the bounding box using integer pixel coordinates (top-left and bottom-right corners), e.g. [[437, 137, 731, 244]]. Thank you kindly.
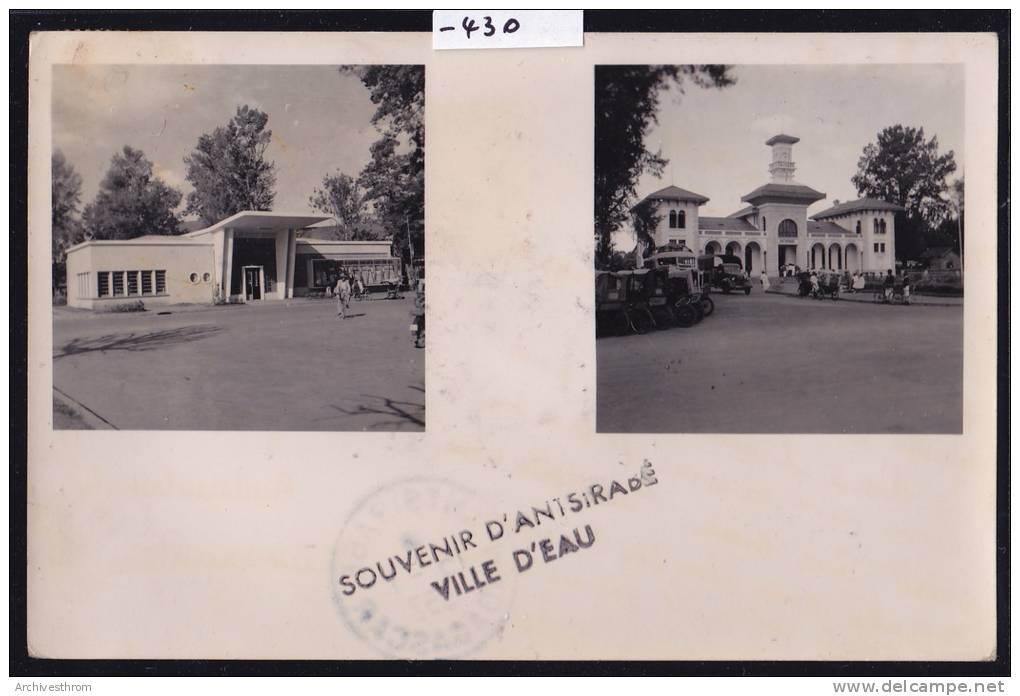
[[8, 8, 1010, 679]]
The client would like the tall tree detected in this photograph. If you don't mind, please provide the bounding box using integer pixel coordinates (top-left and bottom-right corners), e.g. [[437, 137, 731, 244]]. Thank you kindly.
[[851, 125, 957, 262], [308, 172, 367, 239], [52, 150, 83, 261], [184, 105, 277, 225], [81, 146, 182, 240], [594, 65, 734, 268], [343, 66, 425, 263], [631, 198, 662, 260]]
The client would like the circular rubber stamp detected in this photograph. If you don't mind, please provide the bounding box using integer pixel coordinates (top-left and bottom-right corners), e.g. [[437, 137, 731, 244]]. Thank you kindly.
[[331, 477, 516, 658]]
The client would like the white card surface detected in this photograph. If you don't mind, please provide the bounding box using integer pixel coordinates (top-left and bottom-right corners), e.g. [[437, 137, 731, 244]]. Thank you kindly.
[[433, 10, 583, 50]]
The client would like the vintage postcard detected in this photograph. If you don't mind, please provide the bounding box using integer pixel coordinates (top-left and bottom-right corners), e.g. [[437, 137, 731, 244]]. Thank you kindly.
[[25, 30, 1000, 662]]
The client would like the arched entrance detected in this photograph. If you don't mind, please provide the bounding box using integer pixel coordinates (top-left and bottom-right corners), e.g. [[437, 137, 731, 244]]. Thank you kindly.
[[828, 243, 842, 270], [724, 241, 741, 257], [811, 243, 826, 269], [845, 243, 860, 271], [704, 241, 722, 255], [744, 241, 761, 274]]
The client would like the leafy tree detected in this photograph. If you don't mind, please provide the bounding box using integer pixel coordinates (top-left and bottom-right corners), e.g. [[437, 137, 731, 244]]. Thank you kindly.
[[184, 105, 277, 225], [81, 146, 182, 240], [309, 172, 368, 240], [925, 177, 965, 266], [951, 177, 964, 264], [594, 65, 734, 269], [852, 125, 957, 261], [631, 198, 662, 261], [52, 150, 83, 262], [343, 66, 425, 263]]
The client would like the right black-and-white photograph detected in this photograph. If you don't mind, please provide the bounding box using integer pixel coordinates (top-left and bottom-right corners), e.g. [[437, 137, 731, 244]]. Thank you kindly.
[[594, 64, 964, 434]]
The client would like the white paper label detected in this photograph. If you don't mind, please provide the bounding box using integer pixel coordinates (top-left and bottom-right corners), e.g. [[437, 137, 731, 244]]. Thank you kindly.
[[432, 10, 583, 50]]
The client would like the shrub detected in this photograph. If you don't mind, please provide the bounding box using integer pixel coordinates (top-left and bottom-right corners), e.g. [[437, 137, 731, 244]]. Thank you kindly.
[[914, 284, 964, 296], [96, 300, 146, 313]]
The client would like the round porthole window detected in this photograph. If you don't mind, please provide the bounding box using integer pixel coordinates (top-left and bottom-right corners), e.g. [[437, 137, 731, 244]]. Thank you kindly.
[[202, 272, 211, 282], [189, 272, 199, 283]]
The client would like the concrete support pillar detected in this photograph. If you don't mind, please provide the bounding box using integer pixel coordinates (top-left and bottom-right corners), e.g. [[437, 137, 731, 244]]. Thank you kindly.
[[286, 229, 297, 299], [223, 229, 234, 299], [274, 229, 289, 300]]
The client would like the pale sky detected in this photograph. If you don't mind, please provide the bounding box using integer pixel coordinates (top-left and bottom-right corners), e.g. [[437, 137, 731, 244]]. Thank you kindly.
[[53, 65, 379, 218], [633, 63, 964, 221]]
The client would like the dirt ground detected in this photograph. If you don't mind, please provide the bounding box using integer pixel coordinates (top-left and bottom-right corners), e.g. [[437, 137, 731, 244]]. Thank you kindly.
[[52, 296, 425, 431], [597, 289, 963, 434]]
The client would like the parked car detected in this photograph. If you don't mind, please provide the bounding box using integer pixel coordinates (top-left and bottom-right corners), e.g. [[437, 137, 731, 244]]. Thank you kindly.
[[699, 254, 752, 295]]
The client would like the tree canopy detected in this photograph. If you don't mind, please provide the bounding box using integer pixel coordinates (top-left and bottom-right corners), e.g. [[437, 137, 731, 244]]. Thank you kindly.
[[594, 65, 734, 268], [852, 125, 957, 261], [184, 105, 277, 225], [342, 66, 425, 262], [52, 150, 83, 261], [81, 146, 182, 240], [308, 172, 371, 240]]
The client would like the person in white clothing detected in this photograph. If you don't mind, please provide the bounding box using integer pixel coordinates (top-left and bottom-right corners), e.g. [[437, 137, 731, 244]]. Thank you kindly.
[[335, 274, 352, 319]]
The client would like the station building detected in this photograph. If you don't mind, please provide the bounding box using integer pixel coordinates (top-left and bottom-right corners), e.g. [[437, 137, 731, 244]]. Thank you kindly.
[[64, 211, 401, 310], [634, 135, 904, 275]]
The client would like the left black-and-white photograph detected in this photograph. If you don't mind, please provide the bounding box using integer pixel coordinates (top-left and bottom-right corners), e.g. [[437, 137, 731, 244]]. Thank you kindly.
[[50, 64, 425, 431]]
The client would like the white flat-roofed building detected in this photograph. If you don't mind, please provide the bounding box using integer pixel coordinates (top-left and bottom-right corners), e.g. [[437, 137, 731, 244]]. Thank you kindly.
[[64, 211, 401, 309], [633, 134, 904, 275]]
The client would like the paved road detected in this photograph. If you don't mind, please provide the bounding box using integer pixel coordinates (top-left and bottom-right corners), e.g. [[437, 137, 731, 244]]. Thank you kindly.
[[596, 289, 962, 433], [53, 297, 424, 431]]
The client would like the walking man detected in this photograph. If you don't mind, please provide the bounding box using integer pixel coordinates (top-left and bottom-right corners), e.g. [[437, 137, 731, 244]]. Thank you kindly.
[[335, 273, 352, 319]]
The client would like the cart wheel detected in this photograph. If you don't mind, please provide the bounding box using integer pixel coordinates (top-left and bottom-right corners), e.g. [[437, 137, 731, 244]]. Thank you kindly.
[[700, 296, 715, 317], [672, 303, 698, 328], [651, 307, 674, 329], [691, 301, 704, 323]]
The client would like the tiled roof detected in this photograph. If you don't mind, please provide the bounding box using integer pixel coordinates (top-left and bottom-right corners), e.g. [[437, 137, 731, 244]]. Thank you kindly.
[[728, 206, 756, 219], [698, 216, 758, 232], [811, 198, 905, 220], [807, 220, 853, 236], [766, 134, 800, 146], [638, 185, 710, 205], [741, 183, 826, 205]]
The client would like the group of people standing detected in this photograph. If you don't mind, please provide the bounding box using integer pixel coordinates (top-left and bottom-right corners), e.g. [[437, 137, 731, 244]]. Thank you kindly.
[[757, 267, 913, 304]]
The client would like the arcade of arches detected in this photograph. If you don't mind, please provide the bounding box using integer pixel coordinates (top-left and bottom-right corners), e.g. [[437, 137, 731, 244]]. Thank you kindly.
[[704, 239, 862, 273]]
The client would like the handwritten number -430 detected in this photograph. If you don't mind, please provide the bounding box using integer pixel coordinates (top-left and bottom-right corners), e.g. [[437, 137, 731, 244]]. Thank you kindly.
[[461, 16, 520, 39]]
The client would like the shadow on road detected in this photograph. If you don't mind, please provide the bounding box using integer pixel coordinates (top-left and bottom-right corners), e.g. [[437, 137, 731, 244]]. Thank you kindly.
[[328, 386, 426, 430], [54, 324, 222, 359]]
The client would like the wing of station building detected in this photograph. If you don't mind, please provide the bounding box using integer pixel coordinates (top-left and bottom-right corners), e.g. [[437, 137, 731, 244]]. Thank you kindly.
[[65, 211, 402, 309]]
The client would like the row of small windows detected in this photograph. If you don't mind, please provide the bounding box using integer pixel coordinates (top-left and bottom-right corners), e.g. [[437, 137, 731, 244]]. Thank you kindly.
[[854, 219, 889, 234], [668, 210, 687, 229], [670, 212, 886, 236], [874, 243, 887, 253], [92, 270, 167, 299]]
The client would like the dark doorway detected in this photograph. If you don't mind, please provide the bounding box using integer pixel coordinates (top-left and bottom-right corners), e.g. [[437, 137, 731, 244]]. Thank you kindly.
[[244, 266, 263, 301], [231, 237, 276, 296]]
